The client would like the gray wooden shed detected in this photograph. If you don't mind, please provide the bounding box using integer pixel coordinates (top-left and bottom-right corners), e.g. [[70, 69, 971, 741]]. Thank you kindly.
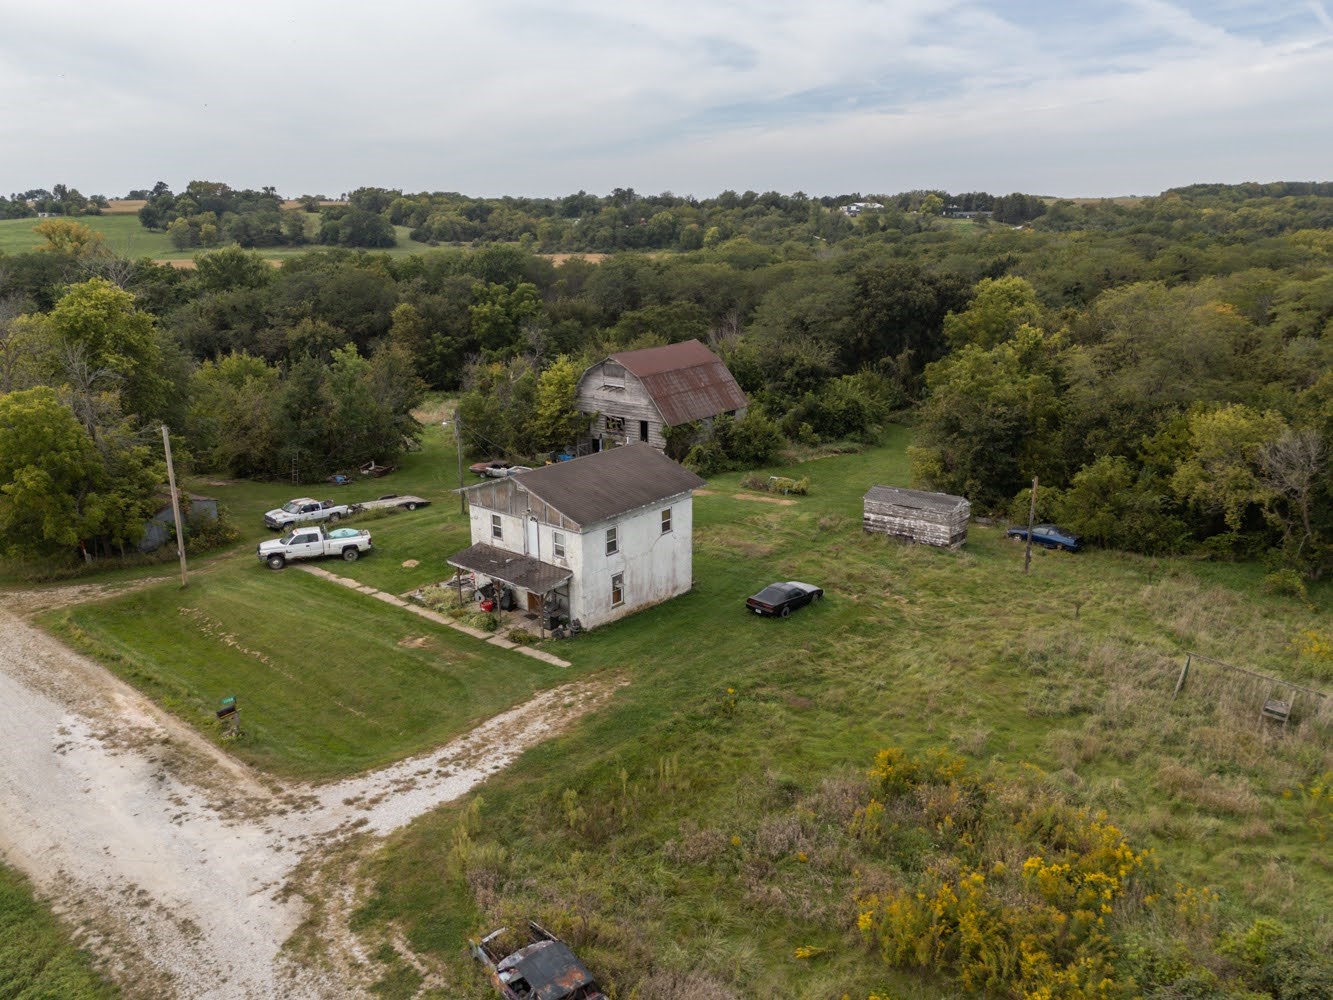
[[862, 485, 970, 548]]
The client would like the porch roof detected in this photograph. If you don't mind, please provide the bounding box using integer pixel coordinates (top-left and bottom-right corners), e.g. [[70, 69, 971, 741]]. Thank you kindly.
[[447, 542, 572, 594]]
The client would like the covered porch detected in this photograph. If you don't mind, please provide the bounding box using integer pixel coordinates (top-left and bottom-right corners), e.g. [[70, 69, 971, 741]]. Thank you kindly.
[[446, 542, 573, 633]]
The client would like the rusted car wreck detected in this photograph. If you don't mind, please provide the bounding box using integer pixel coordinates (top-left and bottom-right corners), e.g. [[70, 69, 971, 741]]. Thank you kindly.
[[471, 921, 607, 1000]]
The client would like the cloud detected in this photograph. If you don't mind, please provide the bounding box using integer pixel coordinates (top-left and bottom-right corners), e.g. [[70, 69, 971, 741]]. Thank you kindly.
[[1, 0, 1329, 197]]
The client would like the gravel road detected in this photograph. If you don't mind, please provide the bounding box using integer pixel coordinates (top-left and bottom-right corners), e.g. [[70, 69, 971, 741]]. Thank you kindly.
[[0, 589, 617, 998]]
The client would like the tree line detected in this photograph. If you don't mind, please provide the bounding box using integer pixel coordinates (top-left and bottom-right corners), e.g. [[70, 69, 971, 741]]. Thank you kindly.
[[0, 181, 1329, 577]]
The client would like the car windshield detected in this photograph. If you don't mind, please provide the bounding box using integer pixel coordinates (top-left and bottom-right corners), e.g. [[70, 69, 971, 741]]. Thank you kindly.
[[281, 502, 300, 514], [280, 532, 297, 544], [754, 586, 788, 603]]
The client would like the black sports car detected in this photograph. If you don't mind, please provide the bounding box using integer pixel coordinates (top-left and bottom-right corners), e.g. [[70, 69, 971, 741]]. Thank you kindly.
[[746, 581, 824, 617]]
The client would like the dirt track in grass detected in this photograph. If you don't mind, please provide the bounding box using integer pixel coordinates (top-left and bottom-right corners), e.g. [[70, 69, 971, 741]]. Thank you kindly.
[[0, 585, 620, 998]]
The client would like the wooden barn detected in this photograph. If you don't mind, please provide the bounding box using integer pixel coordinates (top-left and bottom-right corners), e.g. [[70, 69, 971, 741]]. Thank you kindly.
[[574, 340, 747, 454], [862, 485, 970, 548]]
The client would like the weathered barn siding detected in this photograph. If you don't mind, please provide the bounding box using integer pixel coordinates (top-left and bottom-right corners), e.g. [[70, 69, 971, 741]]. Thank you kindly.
[[575, 363, 668, 450], [862, 485, 969, 548]]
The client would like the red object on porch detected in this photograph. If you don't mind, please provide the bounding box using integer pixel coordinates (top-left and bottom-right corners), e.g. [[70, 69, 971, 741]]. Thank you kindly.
[[480, 599, 496, 612]]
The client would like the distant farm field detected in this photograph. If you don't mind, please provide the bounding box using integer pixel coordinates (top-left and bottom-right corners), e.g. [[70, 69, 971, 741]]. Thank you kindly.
[[0, 216, 426, 262]]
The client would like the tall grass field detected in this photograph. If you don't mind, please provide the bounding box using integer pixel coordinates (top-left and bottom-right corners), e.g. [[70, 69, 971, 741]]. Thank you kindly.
[[27, 428, 1333, 997]]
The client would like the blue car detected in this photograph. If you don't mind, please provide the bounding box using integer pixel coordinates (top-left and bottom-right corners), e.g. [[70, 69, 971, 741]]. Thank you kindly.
[[1006, 524, 1081, 552]]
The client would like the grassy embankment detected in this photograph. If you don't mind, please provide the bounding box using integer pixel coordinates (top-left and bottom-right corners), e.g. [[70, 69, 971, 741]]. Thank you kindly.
[[39, 426, 1333, 996], [0, 862, 118, 999]]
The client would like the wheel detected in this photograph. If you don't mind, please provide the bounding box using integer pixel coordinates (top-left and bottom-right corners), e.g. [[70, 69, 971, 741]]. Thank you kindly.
[[342, 547, 360, 562], [780, 606, 791, 618], [328, 512, 340, 523], [405, 502, 417, 511], [267, 555, 286, 570]]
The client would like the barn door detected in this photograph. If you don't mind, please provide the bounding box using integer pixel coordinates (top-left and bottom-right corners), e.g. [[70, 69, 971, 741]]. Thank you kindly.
[[526, 516, 539, 557]]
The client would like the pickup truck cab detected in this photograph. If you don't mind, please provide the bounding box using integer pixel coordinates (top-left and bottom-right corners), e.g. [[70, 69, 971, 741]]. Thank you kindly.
[[257, 525, 372, 570], [263, 497, 351, 530]]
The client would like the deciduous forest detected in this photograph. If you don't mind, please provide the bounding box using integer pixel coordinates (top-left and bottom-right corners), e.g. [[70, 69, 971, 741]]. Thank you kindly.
[[1, 181, 1327, 581]]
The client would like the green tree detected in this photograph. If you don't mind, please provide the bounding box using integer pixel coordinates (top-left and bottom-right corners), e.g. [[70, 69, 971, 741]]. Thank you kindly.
[[0, 387, 104, 554], [909, 326, 1065, 506], [0, 388, 159, 557], [533, 356, 591, 450], [43, 278, 173, 422], [194, 246, 273, 293], [1171, 404, 1287, 533], [942, 276, 1044, 350], [185, 352, 281, 477]]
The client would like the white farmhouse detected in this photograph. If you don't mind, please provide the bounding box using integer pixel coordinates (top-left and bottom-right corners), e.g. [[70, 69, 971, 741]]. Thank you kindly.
[[447, 444, 706, 630]]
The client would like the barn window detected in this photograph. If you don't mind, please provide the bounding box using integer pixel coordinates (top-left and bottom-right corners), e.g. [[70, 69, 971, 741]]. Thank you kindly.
[[491, 514, 502, 539], [602, 361, 625, 389], [552, 530, 565, 559], [611, 573, 624, 607], [605, 415, 625, 432], [606, 527, 618, 555], [660, 507, 672, 533]]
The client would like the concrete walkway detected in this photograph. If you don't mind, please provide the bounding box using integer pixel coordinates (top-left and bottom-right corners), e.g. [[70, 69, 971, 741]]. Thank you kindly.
[[297, 565, 573, 668]]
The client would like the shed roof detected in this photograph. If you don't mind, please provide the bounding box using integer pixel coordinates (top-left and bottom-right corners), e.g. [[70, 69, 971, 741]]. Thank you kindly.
[[607, 339, 747, 426], [863, 485, 970, 513], [509, 444, 705, 527], [447, 543, 572, 594]]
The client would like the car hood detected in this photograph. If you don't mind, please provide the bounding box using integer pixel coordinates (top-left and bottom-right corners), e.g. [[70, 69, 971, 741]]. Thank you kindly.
[[264, 507, 292, 519]]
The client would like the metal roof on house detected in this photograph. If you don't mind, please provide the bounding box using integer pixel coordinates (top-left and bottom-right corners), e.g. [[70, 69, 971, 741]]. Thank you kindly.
[[863, 485, 970, 513], [608, 339, 748, 426], [447, 543, 572, 594], [513, 443, 706, 527]]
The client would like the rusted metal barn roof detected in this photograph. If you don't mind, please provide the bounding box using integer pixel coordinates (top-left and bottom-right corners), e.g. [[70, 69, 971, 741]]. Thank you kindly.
[[863, 485, 970, 513], [515, 443, 705, 527], [609, 339, 748, 426]]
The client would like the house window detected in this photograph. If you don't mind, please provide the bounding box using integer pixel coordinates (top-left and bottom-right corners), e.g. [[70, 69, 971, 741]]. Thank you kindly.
[[605, 415, 625, 433], [552, 530, 565, 559], [660, 507, 672, 533], [606, 527, 618, 555], [491, 514, 502, 539], [611, 573, 624, 607]]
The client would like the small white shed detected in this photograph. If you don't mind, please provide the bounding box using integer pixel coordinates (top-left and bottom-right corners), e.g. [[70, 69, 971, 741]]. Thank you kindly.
[[862, 485, 970, 548]]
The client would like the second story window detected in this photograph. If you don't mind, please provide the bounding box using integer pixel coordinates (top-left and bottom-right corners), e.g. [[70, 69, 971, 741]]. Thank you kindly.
[[661, 507, 672, 533], [606, 526, 618, 555], [491, 514, 502, 539], [553, 530, 565, 559]]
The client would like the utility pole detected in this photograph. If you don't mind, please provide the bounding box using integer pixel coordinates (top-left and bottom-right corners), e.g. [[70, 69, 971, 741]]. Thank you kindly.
[[448, 410, 466, 514], [161, 424, 188, 588], [1024, 476, 1038, 576]]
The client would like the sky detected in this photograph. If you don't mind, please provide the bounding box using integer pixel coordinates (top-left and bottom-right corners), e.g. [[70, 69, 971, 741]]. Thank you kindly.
[[2, 0, 1331, 200]]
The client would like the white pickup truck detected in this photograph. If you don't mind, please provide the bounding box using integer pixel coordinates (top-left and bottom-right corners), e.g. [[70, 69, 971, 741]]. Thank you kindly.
[[257, 525, 372, 570], [263, 497, 352, 531]]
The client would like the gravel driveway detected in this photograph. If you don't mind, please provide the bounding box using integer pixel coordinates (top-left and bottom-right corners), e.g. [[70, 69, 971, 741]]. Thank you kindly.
[[0, 588, 617, 998]]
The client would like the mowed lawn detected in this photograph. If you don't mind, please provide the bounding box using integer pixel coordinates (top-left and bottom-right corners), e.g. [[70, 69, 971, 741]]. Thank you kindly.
[[40, 558, 564, 781]]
